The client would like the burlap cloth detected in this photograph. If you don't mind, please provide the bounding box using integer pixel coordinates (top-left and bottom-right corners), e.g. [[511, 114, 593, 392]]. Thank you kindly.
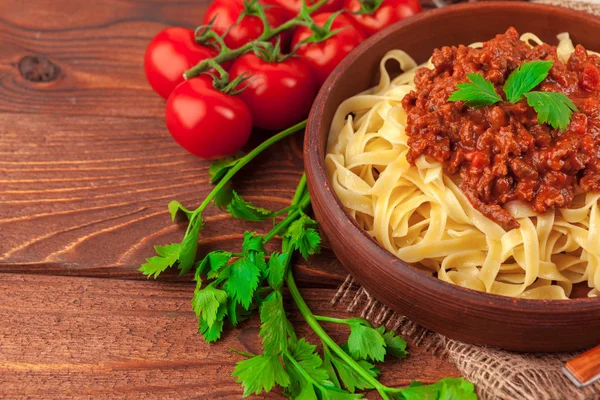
[[331, 2, 600, 399]]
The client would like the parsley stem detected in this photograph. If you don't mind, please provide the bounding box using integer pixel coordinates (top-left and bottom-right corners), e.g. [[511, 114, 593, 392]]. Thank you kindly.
[[314, 315, 371, 326], [263, 193, 310, 243], [285, 271, 392, 400], [193, 120, 307, 219]]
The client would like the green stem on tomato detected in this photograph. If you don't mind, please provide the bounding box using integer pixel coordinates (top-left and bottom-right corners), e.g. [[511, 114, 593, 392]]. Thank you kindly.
[[184, 0, 330, 79], [285, 270, 392, 400]]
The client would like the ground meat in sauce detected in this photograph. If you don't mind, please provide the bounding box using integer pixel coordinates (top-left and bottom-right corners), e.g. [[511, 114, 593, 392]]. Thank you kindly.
[[401, 27, 600, 230]]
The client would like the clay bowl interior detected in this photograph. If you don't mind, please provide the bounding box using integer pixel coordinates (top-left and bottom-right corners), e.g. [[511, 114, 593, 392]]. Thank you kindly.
[[305, 2, 600, 352]]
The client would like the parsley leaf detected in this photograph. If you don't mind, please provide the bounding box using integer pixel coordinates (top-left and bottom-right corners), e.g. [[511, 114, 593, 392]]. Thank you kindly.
[[284, 337, 333, 398], [376, 326, 408, 360], [232, 354, 290, 397], [524, 91, 578, 130], [330, 352, 377, 392], [139, 243, 180, 278], [196, 250, 232, 280], [168, 200, 192, 222], [209, 156, 240, 184], [199, 302, 227, 343], [227, 191, 274, 221], [347, 321, 387, 362], [259, 291, 293, 354], [223, 257, 261, 309], [177, 216, 203, 275], [285, 215, 322, 260], [503, 60, 553, 103], [395, 378, 477, 400], [448, 73, 502, 108], [267, 252, 288, 290], [213, 187, 234, 210], [191, 284, 228, 327]]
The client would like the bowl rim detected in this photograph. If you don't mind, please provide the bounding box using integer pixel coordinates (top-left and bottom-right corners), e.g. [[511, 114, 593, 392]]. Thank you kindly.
[[305, 0, 600, 311]]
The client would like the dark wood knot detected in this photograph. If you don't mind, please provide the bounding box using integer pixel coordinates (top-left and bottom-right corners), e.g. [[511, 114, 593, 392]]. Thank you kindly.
[[18, 55, 60, 82]]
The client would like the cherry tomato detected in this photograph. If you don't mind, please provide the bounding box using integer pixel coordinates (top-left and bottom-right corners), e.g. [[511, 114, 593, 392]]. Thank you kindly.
[[291, 13, 366, 85], [144, 27, 217, 99], [270, 0, 344, 15], [344, 0, 421, 36], [230, 54, 317, 130], [203, 0, 290, 49], [165, 78, 252, 159]]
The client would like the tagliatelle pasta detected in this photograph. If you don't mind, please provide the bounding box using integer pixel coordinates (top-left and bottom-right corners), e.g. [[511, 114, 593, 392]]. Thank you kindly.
[[325, 32, 600, 300]]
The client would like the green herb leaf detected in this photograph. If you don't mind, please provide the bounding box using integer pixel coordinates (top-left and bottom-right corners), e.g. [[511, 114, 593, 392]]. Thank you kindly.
[[139, 243, 181, 278], [177, 216, 203, 275], [284, 337, 332, 398], [196, 250, 233, 281], [232, 354, 290, 397], [285, 215, 321, 260], [448, 73, 502, 108], [259, 291, 292, 354], [199, 302, 227, 343], [396, 378, 477, 400], [209, 156, 240, 184], [524, 91, 578, 130], [330, 354, 377, 392], [347, 322, 387, 362], [376, 326, 408, 360], [224, 257, 261, 309], [191, 284, 228, 327], [267, 252, 288, 290], [168, 200, 193, 222], [214, 187, 234, 210], [227, 191, 274, 221], [503, 60, 553, 103]]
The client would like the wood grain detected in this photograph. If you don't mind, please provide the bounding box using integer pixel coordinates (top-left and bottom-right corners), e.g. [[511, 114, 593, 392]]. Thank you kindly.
[[0, 0, 461, 397], [0, 274, 459, 399]]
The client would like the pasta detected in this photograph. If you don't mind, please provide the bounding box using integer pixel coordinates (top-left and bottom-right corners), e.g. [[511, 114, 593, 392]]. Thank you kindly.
[[325, 32, 600, 300]]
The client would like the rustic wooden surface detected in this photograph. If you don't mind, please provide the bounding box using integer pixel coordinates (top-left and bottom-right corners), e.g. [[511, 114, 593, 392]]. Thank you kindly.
[[0, 0, 460, 398]]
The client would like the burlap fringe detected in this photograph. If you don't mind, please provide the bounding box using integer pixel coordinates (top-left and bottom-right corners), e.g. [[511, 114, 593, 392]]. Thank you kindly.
[[333, 276, 600, 400], [532, 0, 600, 15]]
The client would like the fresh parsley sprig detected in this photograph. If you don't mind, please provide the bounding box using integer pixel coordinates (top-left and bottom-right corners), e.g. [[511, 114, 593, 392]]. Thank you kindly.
[[140, 122, 478, 399], [448, 60, 579, 130]]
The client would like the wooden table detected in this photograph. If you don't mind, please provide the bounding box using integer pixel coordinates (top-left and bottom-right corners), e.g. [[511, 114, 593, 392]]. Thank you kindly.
[[0, 0, 460, 398]]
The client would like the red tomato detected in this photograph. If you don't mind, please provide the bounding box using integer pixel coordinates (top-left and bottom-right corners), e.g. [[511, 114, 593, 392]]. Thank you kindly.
[[291, 13, 366, 85], [270, 0, 344, 15], [144, 27, 216, 99], [230, 54, 317, 130], [344, 0, 421, 36], [203, 0, 290, 49], [165, 78, 252, 159]]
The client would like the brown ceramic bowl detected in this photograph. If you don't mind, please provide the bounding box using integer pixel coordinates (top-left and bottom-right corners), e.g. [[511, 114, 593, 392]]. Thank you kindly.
[[305, 2, 600, 352]]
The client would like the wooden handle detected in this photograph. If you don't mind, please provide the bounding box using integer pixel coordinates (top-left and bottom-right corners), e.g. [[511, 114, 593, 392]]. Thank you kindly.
[[565, 345, 600, 386]]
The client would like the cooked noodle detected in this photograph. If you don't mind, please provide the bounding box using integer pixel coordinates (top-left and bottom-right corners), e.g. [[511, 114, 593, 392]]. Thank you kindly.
[[326, 33, 600, 300]]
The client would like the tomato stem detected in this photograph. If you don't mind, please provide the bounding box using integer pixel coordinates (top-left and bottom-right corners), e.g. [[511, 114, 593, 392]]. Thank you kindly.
[[183, 0, 330, 80]]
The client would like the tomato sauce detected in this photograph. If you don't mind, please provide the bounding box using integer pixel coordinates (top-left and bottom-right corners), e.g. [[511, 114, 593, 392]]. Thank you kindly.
[[402, 28, 600, 230]]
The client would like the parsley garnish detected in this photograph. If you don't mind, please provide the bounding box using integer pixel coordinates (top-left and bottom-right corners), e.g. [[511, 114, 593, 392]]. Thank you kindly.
[[503, 60, 553, 103], [140, 121, 478, 399], [449, 60, 579, 130], [447, 73, 502, 108], [524, 91, 578, 131]]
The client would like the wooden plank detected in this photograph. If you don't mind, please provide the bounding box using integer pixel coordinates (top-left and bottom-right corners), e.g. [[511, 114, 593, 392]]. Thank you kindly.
[[0, 274, 460, 398]]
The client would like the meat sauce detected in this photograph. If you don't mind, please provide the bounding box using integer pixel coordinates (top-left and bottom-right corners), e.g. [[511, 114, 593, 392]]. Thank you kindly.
[[402, 28, 600, 230]]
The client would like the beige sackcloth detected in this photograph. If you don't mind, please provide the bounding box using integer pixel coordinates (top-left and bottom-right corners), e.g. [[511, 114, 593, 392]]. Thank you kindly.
[[331, 2, 600, 398]]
